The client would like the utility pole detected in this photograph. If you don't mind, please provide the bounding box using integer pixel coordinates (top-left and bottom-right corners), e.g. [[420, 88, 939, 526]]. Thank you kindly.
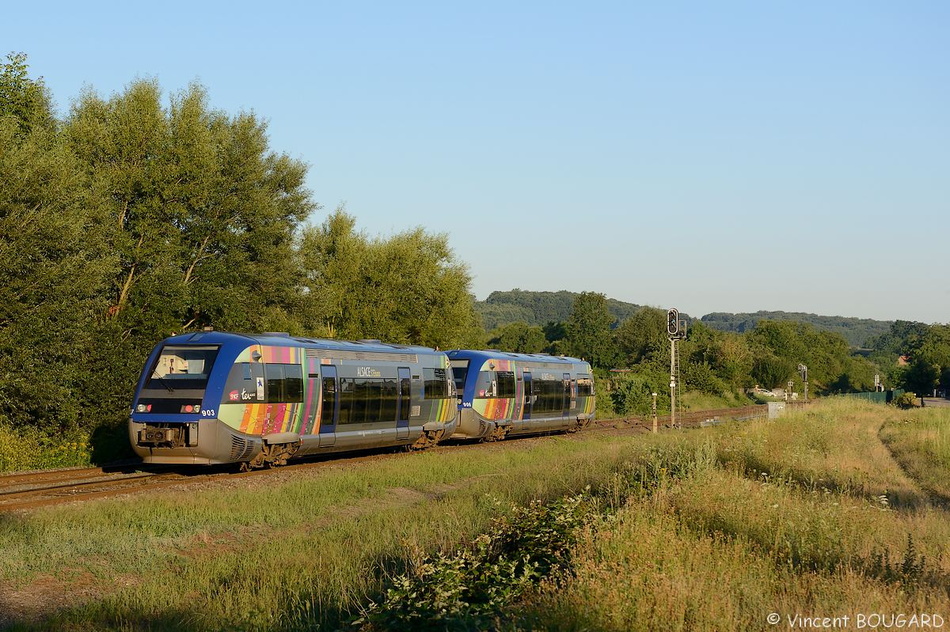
[[798, 364, 808, 403]]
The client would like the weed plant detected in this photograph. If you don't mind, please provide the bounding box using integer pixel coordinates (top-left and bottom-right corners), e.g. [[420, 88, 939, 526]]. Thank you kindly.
[[0, 423, 91, 472]]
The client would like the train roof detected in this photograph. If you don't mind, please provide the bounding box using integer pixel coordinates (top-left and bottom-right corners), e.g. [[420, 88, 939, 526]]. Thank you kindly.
[[446, 349, 589, 366], [157, 330, 443, 355]]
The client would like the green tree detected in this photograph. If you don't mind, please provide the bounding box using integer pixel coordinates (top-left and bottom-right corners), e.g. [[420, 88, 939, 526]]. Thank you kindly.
[[747, 320, 853, 393], [751, 354, 796, 389], [0, 54, 114, 431], [299, 208, 483, 348], [0, 52, 55, 136], [866, 321, 925, 388], [65, 80, 314, 340], [614, 307, 667, 370], [58, 79, 315, 433], [694, 327, 753, 390], [828, 355, 879, 393], [609, 372, 667, 417], [565, 292, 618, 368], [486, 322, 547, 354]]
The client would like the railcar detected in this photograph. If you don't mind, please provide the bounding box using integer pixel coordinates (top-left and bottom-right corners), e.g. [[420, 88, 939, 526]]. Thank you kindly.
[[447, 350, 595, 441], [129, 331, 458, 467]]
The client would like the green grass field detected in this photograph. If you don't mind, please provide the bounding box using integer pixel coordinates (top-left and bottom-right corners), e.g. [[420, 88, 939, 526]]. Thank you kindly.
[[1, 398, 948, 631]]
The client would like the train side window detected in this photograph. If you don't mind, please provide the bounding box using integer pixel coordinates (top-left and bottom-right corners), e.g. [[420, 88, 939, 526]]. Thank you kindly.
[[475, 371, 494, 398], [577, 377, 594, 398], [338, 379, 354, 424], [265, 364, 303, 403], [285, 366, 303, 402], [424, 368, 452, 399], [381, 379, 398, 421], [533, 378, 563, 413], [496, 371, 515, 398], [224, 362, 264, 401], [338, 377, 400, 424]]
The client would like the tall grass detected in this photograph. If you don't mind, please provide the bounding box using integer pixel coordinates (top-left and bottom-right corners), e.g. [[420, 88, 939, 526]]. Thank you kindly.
[[507, 399, 950, 631], [3, 398, 949, 631], [0, 434, 667, 631], [881, 407, 950, 502]]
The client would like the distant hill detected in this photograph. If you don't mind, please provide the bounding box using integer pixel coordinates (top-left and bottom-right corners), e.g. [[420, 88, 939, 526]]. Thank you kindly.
[[476, 290, 893, 348], [701, 311, 893, 348], [475, 289, 643, 330]]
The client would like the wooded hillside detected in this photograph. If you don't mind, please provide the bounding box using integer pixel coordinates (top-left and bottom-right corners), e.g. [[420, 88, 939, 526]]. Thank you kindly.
[[701, 311, 892, 348], [478, 290, 892, 349], [476, 290, 643, 329]]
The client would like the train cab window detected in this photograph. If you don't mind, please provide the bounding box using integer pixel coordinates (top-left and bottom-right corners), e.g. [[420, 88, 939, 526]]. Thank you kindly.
[[264, 364, 303, 403], [147, 345, 219, 390]]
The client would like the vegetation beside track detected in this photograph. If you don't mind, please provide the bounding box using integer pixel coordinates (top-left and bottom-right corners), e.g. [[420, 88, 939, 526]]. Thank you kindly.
[[1, 399, 948, 631]]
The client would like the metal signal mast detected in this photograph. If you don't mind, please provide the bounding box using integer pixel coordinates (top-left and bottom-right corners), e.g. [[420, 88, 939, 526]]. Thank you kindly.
[[667, 308, 687, 427]]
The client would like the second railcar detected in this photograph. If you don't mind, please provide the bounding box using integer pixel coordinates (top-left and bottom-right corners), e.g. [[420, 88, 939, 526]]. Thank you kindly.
[[447, 350, 595, 441], [129, 331, 458, 467]]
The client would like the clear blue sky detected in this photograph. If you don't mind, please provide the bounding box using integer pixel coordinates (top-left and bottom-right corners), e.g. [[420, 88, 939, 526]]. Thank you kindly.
[[6, 1, 948, 323]]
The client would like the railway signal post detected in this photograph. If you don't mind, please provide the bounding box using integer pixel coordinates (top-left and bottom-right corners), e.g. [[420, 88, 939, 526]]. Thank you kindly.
[[667, 308, 687, 428]]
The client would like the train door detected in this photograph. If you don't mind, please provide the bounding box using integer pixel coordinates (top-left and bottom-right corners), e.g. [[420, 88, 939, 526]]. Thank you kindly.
[[522, 372, 533, 420], [319, 365, 338, 447], [513, 371, 524, 427], [563, 372, 572, 417], [397, 367, 411, 440]]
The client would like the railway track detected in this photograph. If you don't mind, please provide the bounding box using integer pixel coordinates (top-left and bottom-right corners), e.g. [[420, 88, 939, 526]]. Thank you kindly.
[[0, 466, 196, 512], [0, 404, 779, 512]]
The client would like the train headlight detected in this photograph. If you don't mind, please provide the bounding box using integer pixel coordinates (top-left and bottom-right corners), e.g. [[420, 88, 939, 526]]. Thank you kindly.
[[180, 404, 200, 414], [136, 404, 152, 413]]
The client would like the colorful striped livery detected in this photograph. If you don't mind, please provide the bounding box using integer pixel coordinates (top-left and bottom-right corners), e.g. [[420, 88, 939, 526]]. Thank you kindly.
[[129, 331, 458, 467]]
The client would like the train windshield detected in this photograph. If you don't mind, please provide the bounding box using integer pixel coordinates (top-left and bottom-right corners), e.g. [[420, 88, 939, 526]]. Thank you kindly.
[[146, 345, 220, 390]]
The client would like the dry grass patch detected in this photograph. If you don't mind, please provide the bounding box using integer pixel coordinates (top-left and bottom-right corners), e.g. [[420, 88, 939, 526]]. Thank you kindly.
[[880, 407, 950, 503]]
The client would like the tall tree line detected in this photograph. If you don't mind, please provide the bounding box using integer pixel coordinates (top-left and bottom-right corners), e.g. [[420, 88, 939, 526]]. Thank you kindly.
[[0, 54, 481, 438]]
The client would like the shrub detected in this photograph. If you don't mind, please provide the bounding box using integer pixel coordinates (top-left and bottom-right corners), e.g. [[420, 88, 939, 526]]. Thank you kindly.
[[357, 491, 594, 631], [892, 392, 920, 409]]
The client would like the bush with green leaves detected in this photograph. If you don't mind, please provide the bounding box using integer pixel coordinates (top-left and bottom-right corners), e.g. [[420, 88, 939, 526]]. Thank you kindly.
[[892, 392, 921, 409], [357, 491, 594, 631]]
